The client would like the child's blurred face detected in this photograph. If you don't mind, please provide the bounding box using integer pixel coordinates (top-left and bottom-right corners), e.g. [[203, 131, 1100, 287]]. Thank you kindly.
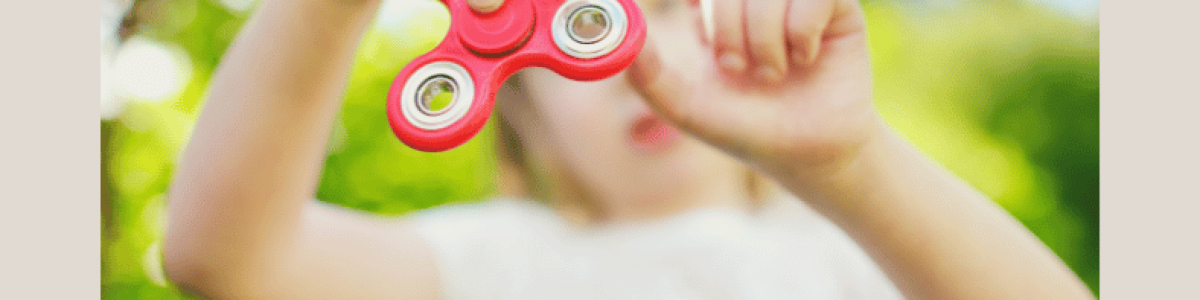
[[514, 0, 748, 211]]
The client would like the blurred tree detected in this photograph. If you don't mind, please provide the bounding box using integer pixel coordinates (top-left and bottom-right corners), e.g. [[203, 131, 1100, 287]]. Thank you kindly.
[[864, 1, 1098, 292], [100, 0, 134, 292]]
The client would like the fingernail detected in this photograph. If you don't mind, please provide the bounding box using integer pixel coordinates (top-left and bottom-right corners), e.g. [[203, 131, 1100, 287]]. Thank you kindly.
[[718, 52, 747, 73], [756, 66, 782, 83]]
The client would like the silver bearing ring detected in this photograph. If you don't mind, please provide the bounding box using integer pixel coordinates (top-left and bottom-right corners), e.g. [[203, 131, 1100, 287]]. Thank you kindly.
[[400, 61, 474, 131], [552, 0, 628, 59]]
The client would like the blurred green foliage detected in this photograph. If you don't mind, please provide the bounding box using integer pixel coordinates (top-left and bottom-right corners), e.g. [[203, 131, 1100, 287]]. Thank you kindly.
[[100, 0, 1098, 298]]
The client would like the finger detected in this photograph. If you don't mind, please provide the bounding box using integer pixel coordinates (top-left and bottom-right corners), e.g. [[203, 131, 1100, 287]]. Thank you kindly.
[[744, 0, 790, 83], [467, 0, 503, 13], [693, 4, 711, 46], [627, 34, 698, 128], [708, 0, 749, 74], [696, 0, 714, 45], [631, 35, 777, 160], [786, 0, 835, 66], [826, 0, 869, 38]]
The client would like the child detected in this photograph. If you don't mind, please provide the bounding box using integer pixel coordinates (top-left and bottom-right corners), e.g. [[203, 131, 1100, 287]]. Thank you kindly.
[[163, 0, 1095, 299]]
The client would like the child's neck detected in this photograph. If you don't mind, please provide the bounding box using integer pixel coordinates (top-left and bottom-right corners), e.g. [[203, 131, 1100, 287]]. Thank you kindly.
[[555, 173, 755, 227]]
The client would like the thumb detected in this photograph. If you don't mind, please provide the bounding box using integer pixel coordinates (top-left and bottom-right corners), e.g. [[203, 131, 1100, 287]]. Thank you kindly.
[[467, 0, 503, 13], [627, 34, 698, 127]]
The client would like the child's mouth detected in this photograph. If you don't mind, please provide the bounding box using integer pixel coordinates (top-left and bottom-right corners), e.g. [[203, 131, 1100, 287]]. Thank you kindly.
[[628, 111, 680, 154]]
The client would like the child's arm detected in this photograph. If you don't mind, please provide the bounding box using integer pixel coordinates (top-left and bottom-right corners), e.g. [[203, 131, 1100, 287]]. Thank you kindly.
[[789, 122, 1095, 299], [163, 0, 439, 299], [626, 0, 1094, 298]]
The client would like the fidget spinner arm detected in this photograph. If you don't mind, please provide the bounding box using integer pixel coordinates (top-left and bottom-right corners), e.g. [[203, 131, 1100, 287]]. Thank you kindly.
[[386, 0, 647, 152]]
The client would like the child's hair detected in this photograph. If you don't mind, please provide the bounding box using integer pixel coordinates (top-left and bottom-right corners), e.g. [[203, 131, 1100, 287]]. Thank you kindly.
[[493, 73, 775, 221]]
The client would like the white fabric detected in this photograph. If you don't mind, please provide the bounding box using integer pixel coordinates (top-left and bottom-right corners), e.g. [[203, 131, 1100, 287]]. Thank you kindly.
[[410, 197, 902, 300]]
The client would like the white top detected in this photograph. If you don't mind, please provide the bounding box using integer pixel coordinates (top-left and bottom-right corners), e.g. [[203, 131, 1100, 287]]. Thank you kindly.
[[410, 197, 902, 300]]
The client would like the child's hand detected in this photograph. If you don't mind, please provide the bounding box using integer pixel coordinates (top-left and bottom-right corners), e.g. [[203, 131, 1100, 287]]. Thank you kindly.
[[466, 0, 505, 13], [629, 0, 878, 181]]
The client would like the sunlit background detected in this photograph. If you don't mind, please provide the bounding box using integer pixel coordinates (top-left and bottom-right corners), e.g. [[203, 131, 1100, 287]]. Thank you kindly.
[[100, 0, 1099, 298]]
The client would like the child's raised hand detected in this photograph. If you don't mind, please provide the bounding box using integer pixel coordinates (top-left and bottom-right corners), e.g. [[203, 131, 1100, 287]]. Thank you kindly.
[[629, 0, 878, 180]]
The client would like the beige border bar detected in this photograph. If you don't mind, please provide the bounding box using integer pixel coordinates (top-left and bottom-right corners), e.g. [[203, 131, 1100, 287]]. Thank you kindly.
[[0, 1, 99, 299], [1100, 0, 1200, 298]]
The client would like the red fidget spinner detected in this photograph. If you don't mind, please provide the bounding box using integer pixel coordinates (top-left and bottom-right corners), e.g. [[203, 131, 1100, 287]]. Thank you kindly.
[[386, 0, 647, 152]]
